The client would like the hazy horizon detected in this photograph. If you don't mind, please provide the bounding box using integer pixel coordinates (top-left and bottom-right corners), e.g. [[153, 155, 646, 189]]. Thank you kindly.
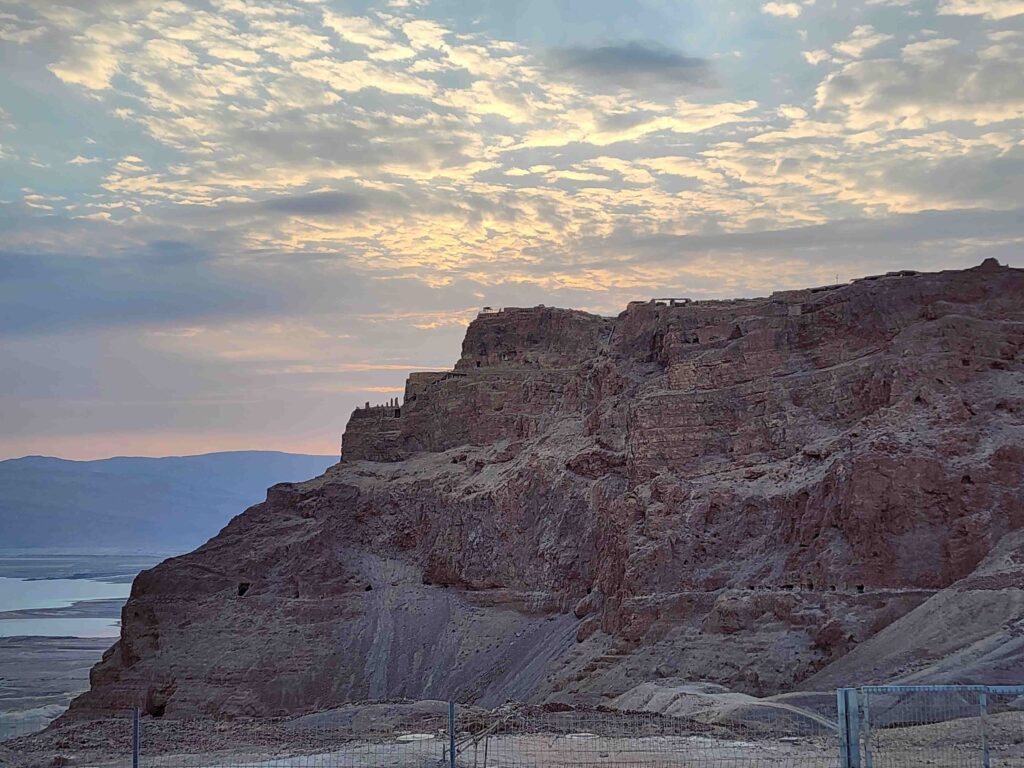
[[2, 0, 1022, 459], [0, 451, 339, 548], [0, 448, 339, 462]]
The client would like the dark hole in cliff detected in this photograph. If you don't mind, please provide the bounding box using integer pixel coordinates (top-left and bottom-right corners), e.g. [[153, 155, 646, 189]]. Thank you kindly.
[[856, 584, 865, 594], [237, 582, 250, 597], [364, 584, 373, 591], [961, 358, 970, 366], [962, 474, 974, 485], [148, 701, 167, 718], [914, 395, 924, 404]]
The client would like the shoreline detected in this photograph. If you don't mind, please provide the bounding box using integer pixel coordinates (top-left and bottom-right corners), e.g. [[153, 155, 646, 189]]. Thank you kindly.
[[0, 635, 114, 738]]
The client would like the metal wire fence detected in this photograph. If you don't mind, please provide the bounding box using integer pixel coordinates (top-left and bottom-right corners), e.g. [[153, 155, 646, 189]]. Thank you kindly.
[[455, 703, 838, 768], [2, 687, 1023, 768], [0, 699, 839, 768], [858, 685, 1024, 768]]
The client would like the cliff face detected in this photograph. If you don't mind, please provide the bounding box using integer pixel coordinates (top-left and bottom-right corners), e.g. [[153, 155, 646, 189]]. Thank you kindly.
[[70, 260, 1024, 718]]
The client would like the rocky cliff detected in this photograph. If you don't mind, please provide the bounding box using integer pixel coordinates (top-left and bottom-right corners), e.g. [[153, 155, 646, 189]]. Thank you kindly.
[[69, 260, 1024, 719]]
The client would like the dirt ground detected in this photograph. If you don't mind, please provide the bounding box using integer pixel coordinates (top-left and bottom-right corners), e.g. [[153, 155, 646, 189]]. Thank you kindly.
[[3, 704, 1022, 768]]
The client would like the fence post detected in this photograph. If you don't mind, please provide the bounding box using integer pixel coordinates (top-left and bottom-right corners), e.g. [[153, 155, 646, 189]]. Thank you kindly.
[[449, 701, 456, 768], [837, 688, 861, 768], [847, 688, 861, 768], [862, 689, 873, 768], [132, 707, 140, 768], [838, 689, 850, 768], [979, 690, 991, 768]]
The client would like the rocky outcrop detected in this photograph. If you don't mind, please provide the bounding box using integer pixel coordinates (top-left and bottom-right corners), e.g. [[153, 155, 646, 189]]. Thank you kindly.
[[802, 527, 1024, 689], [68, 260, 1024, 719]]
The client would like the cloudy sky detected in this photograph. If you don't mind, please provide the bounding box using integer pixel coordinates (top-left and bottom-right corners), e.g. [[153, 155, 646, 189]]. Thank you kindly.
[[1, 0, 1022, 459]]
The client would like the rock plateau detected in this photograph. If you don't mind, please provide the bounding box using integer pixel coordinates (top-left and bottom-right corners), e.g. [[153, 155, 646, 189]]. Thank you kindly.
[[69, 260, 1024, 719]]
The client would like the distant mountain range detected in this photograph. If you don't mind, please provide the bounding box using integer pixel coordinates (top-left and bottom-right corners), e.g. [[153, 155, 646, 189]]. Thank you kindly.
[[0, 451, 337, 552]]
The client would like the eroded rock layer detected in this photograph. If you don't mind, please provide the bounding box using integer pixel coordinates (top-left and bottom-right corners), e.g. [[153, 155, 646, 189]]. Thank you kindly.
[[70, 261, 1024, 718]]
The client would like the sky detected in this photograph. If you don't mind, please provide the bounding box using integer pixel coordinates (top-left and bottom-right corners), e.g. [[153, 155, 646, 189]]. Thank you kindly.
[[0, 0, 1022, 460]]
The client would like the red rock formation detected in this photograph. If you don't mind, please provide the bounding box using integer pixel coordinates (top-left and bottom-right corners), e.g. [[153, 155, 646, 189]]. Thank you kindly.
[[69, 261, 1024, 718]]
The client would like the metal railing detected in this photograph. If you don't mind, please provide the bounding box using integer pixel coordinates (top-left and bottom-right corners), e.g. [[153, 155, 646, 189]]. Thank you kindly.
[[3, 686, 1023, 768]]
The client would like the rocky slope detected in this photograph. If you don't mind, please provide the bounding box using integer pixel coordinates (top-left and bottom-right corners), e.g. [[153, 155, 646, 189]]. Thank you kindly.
[[68, 259, 1024, 719]]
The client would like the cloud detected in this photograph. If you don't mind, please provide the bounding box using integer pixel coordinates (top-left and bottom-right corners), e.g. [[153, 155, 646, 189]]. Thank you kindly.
[[618, 206, 1024, 257], [936, 0, 1024, 19], [290, 57, 436, 96], [322, 12, 395, 50], [816, 33, 1024, 128], [639, 155, 727, 185], [762, 3, 804, 18], [68, 155, 101, 165], [0, 245, 283, 336], [401, 19, 448, 50], [48, 20, 140, 90], [833, 25, 894, 59], [548, 42, 713, 90], [261, 190, 375, 216], [513, 99, 758, 148], [873, 145, 1024, 208], [49, 41, 121, 89], [803, 49, 832, 65], [0, 15, 47, 43]]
